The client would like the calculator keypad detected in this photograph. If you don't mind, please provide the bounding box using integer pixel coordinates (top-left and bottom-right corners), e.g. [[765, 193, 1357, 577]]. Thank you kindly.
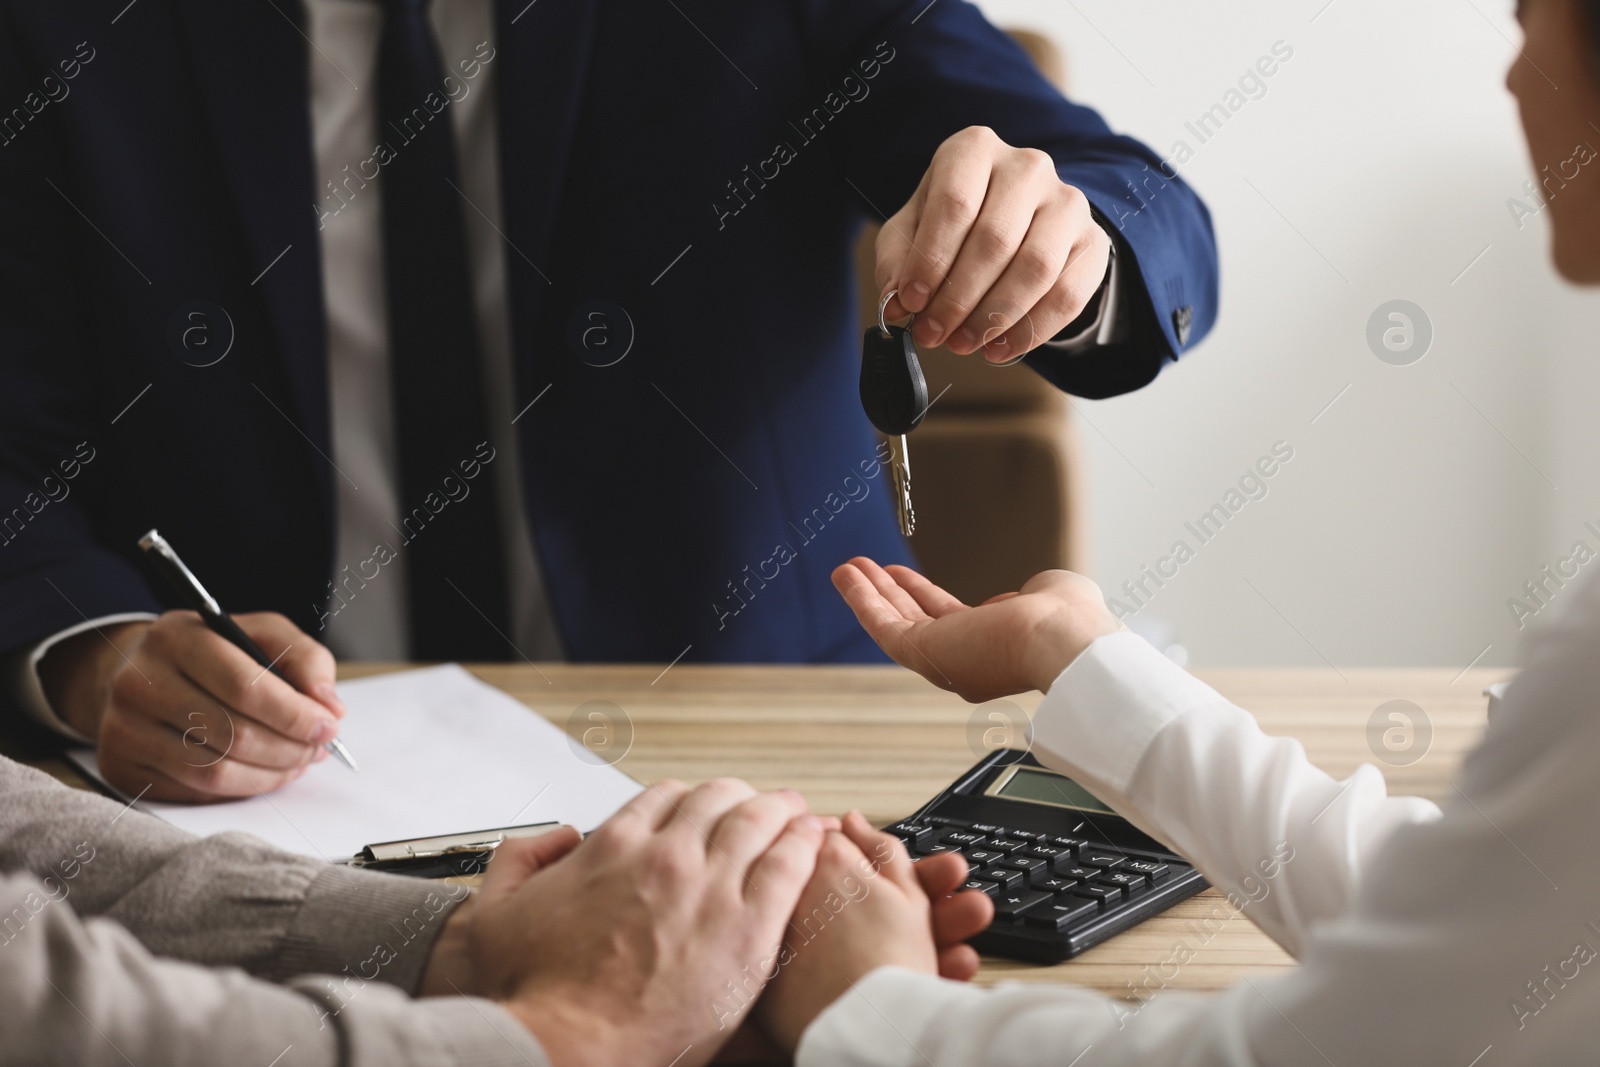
[[890, 813, 1199, 958]]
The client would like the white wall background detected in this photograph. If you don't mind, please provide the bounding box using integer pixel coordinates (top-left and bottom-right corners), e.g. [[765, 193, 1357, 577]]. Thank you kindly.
[[971, 0, 1600, 668]]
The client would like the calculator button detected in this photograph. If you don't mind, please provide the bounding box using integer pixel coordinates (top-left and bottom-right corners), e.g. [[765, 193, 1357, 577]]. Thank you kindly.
[[981, 866, 1025, 891], [1123, 860, 1171, 882], [1050, 836, 1088, 852], [1055, 864, 1099, 882], [886, 822, 934, 849], [964, 849, 1004, 867], [1005, 829, 1048, 842], [962, 878, 1001, 897], [993, 889, 1052, 918], [971, 823, 1005, 835], [939, 830, 988, 848], [1070, 883, 1124, 906], [1030, 874, 1078, 893], [985, 839, 1026, 854], [1024, 843, 1069, 863], [1025, 896, 1100, 931], [916, 842, 961, 857], [995, 855, 1047, 877], [1079, 850, 1127, 870], [928, 816, 972, 828], [1098, 872, 1150, 897]]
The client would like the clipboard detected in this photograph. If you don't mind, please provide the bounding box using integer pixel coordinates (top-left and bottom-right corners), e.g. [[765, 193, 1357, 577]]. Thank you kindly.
[[349, 822, 565, 879]]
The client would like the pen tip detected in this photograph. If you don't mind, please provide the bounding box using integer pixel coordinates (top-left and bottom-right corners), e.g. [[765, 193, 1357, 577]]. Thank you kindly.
[[328, 737, 360, 773]]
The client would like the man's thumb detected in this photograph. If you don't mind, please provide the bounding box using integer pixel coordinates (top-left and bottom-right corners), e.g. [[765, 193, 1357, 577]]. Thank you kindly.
[[478, 826, 582, 903]]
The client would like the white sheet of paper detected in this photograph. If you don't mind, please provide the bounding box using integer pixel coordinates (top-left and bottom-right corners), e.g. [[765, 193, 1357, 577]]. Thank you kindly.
[[67, 664, 643, 861]]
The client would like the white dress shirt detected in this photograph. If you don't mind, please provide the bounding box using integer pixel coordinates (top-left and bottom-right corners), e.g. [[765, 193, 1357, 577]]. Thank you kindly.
[[800, 578, 1600, 1064], [307, 0, 561, 662]]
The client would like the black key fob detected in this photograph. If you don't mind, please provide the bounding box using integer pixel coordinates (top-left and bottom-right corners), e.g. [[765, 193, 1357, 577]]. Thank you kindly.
[[860, 300, 928, 436]]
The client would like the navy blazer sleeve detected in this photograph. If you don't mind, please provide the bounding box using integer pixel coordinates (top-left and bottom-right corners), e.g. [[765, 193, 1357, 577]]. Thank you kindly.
[[0, 16, 162, 660], [793, 0, 1219, 399]]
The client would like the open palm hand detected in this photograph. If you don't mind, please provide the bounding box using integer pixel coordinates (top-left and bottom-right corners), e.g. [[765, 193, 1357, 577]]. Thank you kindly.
[[831, 557, 1123, 702]]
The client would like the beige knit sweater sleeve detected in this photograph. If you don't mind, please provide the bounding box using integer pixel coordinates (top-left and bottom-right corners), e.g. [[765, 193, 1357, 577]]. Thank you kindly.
[[0, 756, 547, 1067]]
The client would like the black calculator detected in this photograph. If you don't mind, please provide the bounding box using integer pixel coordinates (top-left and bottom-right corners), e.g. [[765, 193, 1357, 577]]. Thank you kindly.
[[886, 747, 1208, 963]]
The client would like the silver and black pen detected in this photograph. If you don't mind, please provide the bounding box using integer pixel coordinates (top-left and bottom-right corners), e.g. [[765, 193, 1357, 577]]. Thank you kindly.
[[137, 529, 360, 772]]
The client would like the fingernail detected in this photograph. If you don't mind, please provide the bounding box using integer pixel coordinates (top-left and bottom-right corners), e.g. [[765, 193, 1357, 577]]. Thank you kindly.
[[314, 682, 347, 717], [905, 281, 931, 310], [310, 720, 338, 745], [798, 815, 826, 833], [314, 747, 330, 763], [953, 328, 977, 352], [920, 318, 945, 345]]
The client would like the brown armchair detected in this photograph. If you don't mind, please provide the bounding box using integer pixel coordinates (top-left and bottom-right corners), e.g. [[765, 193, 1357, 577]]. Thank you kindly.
[[853, 30, 1088, 606]]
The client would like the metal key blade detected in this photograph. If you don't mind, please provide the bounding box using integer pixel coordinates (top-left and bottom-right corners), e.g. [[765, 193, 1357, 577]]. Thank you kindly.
[[890, 433, 915, 537]]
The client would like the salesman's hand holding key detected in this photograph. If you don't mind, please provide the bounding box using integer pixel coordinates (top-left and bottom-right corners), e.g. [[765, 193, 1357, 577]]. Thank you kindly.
[[862, 126, 1116, 539], [38, 532, 353, 802]]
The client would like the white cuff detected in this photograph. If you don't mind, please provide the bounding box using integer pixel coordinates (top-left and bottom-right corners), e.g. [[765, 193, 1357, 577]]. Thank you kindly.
[[1044, 235, 1125, 352], [3, 613, 159, 742], [1028, 630, 1221, 801], [796, 966, 988, 1067]]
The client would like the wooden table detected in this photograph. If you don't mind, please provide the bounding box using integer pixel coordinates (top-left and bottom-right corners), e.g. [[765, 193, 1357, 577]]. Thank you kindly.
[[13, 662, 1508, 998]]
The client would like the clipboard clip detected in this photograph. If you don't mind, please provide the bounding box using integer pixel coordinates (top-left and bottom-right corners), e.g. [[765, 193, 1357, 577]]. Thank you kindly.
[[349, 822, 564, 877]]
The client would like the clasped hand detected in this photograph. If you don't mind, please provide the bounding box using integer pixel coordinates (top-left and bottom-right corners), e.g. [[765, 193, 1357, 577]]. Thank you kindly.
[[424, 779, 993, 1066]]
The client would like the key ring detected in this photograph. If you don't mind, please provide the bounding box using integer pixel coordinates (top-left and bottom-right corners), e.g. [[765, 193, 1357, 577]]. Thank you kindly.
[[881, 288, 1024, 366], [878, 289, 906, 339]]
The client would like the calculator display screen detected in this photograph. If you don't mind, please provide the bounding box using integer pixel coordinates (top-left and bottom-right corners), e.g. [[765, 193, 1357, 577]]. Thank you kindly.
[[990, 767, 1116, 814]]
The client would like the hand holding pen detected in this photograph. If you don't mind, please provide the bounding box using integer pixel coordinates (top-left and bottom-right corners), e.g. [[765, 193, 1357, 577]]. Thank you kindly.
[[33, 530, 357, 804], [139, 530, 358, 772]]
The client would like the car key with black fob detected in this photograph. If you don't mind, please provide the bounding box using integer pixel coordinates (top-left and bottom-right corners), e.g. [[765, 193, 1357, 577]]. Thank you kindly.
[[860, 288, 928, 536]]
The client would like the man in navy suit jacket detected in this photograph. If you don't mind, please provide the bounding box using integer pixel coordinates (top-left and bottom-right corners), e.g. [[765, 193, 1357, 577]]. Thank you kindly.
[[0, 0, 1216, 800]]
